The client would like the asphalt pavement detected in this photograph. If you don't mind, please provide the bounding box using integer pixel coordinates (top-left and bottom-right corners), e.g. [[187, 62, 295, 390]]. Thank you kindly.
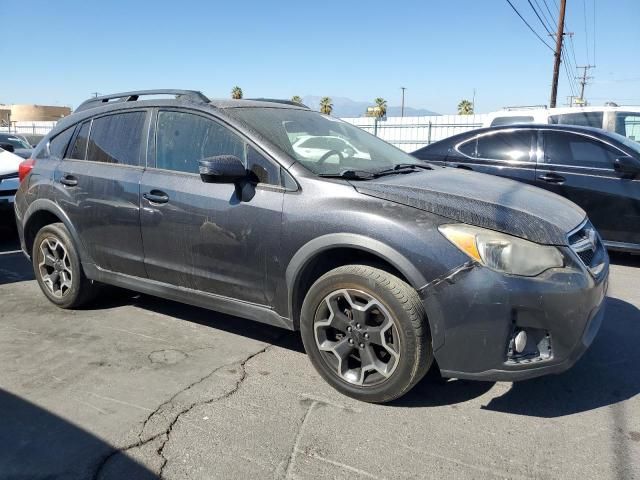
[[0, 211, 638, 479]]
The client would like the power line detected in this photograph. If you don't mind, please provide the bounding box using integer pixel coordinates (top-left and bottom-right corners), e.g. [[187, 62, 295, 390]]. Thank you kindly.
[[527, 0, 554, 35], [541, 0, 558, 25], [505, 0, 555, 52], [593, 0, 597, 65], [583, 0, 591, 63], [533, 0, 555, 32]]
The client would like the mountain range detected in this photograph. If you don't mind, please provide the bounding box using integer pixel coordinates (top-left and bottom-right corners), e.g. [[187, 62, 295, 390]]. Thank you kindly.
[[301, 96, 439, 118]]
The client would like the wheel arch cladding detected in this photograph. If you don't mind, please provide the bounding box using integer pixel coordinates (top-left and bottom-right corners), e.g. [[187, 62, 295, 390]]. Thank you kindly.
[[286, 234, 429, 331], [23, 200, 91, 264]]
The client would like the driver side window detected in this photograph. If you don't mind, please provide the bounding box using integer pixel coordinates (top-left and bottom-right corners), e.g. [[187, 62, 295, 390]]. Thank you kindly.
[[155, 110, 280, 185], [156, 111, 245, 174]]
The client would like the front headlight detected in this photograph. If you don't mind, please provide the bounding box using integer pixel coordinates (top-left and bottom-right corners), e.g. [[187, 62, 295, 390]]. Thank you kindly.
[[438, 224, 564, 276]]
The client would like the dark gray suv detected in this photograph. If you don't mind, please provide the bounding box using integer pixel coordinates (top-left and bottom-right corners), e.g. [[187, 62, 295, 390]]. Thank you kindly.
[[15, 90, 609, 403]]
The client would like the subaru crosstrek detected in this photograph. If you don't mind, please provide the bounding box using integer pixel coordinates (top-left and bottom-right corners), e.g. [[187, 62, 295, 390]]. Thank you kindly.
[[14, 90, 608, 403]]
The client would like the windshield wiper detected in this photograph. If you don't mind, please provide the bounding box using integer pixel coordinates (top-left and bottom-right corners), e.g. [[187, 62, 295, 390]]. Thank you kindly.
[[318, 169, 377, 180], [374, 163, 432, 177]]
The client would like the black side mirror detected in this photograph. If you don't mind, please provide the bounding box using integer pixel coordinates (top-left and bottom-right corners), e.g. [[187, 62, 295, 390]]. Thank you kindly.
[[614, 156, 640, 176], [0, 143, 15, 153], [199, 155, 247, 183]]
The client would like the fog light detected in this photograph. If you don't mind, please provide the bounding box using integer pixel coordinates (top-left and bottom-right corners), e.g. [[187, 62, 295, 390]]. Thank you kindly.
[[514, 330, 528, 353]]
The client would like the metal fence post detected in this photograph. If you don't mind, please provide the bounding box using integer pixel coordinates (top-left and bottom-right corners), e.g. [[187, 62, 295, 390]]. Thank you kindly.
[[373, 117, 378, 137], [427, 121, 432, 145]]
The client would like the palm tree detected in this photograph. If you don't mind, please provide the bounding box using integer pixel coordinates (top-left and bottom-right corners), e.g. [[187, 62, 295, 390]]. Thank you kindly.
[[319, 97, 333, 115], [374, 97, 387, 118], [457, 99, 474, 115], [231, 86, 243, 100], [291, 95, 303, 104]]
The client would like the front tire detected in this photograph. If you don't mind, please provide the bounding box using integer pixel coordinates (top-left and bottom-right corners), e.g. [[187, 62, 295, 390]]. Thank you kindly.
[[32, 222, 98, 309], [300, 265, 433, 403]]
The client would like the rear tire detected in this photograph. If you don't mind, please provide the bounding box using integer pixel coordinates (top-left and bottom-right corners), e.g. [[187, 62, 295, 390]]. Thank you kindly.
[[300, 265, 432, 403], [32, 222, 99, 309]]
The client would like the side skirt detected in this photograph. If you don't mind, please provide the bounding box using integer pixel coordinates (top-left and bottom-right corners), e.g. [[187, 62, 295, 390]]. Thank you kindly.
[[83, 263, 294, 331]]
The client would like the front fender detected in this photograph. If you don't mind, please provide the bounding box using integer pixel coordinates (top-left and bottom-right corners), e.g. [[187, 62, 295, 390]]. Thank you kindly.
[[285, 233, 429, 319]]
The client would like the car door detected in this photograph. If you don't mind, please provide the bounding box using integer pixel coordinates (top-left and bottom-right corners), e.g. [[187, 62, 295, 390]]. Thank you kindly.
[[140, 109, 284, 305], [536, 129, 640, 245], [55, 111, 149, 277], [450, 130, 537, 185]]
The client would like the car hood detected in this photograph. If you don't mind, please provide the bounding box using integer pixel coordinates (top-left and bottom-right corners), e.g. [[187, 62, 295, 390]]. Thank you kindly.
[[0, 149, 22, 176], [353, 168, 586, 245]]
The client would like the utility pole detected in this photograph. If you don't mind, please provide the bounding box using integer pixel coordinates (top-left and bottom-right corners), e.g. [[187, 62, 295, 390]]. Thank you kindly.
[[400, 87, 406, 118], [549, 0, 567, 108], [575, 65, 595, 105], [91, 92, 101, 98]]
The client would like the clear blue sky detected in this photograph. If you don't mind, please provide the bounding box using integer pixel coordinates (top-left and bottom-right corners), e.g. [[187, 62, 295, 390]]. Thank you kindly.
[[2, 0, 638, 114]]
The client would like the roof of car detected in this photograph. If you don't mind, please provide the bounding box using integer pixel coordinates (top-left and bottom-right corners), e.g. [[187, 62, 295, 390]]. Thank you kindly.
[[417, 123, 622, 152], [74, 90, 309, 114]]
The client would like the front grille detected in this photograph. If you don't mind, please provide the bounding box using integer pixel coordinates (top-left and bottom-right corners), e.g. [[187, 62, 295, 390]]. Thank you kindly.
[[0, 189, 17, 197], [569, 220, 606, 276]]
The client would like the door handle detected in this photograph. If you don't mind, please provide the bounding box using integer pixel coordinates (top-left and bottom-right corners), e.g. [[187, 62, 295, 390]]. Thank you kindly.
[[59, 174, 78, 187], [538, 173, 566, 184], [143, 190, 170, 204]]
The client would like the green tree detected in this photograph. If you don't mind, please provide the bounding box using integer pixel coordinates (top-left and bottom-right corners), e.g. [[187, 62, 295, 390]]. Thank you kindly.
[[457, 99, 474, 115], [319, 97, 333, 115], [374, 97, 387, 118], [231, 86, 243, 100], [291, 95, 303, 104]]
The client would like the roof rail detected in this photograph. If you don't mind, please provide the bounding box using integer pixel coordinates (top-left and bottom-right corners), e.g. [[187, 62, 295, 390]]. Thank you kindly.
[[75, 89, 210, 113], [246, 98, 310, 109], [501, 105, 548, 111]]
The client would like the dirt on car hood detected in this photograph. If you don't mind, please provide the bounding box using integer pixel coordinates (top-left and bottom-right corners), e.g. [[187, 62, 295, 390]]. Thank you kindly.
[[353, 167, 586, 245]]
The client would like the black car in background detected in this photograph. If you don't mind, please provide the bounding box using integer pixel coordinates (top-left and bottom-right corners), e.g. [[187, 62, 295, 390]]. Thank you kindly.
[[412, 124, 640, 252]]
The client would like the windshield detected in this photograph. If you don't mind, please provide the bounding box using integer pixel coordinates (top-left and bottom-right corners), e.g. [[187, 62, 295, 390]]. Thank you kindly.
[[0, 134, 31, 149], [227, 108, 423, 176]]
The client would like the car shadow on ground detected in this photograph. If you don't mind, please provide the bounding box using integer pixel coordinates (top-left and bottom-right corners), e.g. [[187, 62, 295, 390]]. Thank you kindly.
[[0, 388, 157, 479]]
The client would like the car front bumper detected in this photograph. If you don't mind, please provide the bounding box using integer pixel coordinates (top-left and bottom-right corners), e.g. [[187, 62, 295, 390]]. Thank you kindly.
[[421, 250, 608, 382]]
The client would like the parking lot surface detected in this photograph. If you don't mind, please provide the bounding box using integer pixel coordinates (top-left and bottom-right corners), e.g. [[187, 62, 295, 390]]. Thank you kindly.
[[0, 213, 638, 479]]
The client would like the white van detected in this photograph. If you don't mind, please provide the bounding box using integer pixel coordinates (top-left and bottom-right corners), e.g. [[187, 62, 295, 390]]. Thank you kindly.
[[484, 106, 640, 141]]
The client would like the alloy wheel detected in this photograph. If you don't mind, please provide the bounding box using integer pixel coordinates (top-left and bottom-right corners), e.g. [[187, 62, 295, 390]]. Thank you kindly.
[[313, 289, 401, 386], [38, 237, 73, 298]]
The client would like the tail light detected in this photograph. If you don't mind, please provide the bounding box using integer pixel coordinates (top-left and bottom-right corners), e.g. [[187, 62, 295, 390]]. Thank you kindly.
[[18, 158, 35, 182]]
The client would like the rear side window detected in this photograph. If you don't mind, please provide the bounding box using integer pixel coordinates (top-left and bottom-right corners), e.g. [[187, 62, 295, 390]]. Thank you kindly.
[[87, 112, 146, 166], [48, 127, 75, 159], [549, 112, 603, 128], [156, 111, 245, 174], [475, 131, 533, 161], [543, 131, 620, 168], [490, 116, 534, 127], [69, 121, 90, 160]]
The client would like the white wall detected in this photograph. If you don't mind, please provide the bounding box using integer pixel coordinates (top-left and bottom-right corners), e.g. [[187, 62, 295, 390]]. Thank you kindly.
[[341, 114, 488, 152]]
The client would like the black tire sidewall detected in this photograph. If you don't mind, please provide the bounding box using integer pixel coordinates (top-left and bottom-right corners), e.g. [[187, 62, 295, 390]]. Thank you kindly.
[[32, 223, 85, 308], [301, 268, 427, 403]]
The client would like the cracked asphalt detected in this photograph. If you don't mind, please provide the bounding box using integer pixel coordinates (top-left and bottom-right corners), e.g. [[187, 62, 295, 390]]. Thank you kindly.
[[0, 212, 639, 479]]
